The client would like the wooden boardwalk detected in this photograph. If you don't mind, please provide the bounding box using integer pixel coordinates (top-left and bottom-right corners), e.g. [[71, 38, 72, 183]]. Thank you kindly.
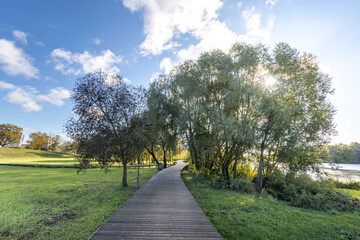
[[89, 161, 222, 240]]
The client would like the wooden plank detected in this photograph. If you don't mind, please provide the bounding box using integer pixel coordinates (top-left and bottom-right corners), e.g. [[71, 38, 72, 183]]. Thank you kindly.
[[89, 161, 222, 239]]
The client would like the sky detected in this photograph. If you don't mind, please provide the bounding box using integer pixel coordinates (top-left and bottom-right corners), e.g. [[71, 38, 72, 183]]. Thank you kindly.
[[0, 0, 359, 144]]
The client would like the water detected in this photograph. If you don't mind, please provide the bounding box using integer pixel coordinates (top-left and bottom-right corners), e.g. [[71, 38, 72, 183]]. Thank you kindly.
[[319, 163, 360, 182]]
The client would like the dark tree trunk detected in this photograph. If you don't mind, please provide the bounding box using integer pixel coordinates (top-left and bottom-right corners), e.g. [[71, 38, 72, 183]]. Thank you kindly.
[[122, 163, 128, 187], [163, 150, 167, 168], [144, 146, 159, 165], [233, 158, 238, 179], [221, 164, 230, 181]]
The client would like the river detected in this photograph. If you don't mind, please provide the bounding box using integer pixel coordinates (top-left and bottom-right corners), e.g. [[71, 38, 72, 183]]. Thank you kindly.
[[319, 163, 360, 182]]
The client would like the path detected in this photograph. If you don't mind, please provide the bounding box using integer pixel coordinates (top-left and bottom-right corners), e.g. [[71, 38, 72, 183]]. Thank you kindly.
[[89, 160, 222, 239]]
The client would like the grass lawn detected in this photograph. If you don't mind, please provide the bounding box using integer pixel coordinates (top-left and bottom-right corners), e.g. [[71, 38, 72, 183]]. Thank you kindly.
[[0, 165, 158, 239], [0, 148, 78, 165], [182, 169, 360, 240]]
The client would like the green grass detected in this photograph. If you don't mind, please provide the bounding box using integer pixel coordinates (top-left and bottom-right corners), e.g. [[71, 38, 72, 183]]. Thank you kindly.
[[182, 170, 360, 240], [0, 148, 78, 165], [338, 188, 360, 200], [0, 165, 158, 239]]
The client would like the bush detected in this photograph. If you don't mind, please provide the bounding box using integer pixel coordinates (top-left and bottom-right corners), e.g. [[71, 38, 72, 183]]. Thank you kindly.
[[265, 173, 360, 211], [211, 177, 256, 194], [331, 180, 360, 190], [235, 163, 257, 181], [229, 178, 256, 194]]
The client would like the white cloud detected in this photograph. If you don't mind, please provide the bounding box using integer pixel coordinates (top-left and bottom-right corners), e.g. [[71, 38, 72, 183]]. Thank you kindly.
[[0, 81, 71, 112], [12, 30, 28, 45], [124, 1, 275, 71], [123, 0, 224, 56], [265, 0, 279, 8], [0, 39, 39, 78], [237, 2, 243, 8], [93, 38, 102, 45], [241, 7, 274, 43], [159, 57, 173, 74], [38, 87, 71, 106], [51, 48, 122, 75], [34, 41, 45, 47], [0, 81, 15, 90]]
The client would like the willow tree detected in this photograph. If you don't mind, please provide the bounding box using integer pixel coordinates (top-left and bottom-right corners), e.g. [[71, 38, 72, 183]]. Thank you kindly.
[[145, 77, 178, 168], [65, 71, 145, 187], [255, 43, 336, 188]]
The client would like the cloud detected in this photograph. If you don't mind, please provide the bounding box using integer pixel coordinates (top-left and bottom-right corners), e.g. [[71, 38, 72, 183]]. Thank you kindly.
[[51, 48, 122, 75], [237, 2, 243, 8], [0, 81, 71, 112], [0, 39, 39, 78], [34, 41, 45, 47], [265, 0, 279, 8], [124, 1, 275, 75], [37, 87, 71, 106], [159, 57, 173, 74], [123, 0, 224, 56], [0, 81, 15, 90], [93, 38, 102, 45], [12, 30, 28, 45], [241, 7, 274, 43]]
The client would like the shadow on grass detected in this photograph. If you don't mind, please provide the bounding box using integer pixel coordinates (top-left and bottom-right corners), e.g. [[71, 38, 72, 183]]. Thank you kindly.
[[25, 150, 76, 159]]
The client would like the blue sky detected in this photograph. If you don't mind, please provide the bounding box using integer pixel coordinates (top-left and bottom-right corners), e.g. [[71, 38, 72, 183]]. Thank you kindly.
[[0, 0, 359, 144]]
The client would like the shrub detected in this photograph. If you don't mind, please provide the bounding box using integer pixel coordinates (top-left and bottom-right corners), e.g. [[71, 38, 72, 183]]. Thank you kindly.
[[210, 177, 256, 194], [235, 163, 257, 181], [229, 178, 256, 194], [265, 173, 360, 211], [332, 180, 360, 190]]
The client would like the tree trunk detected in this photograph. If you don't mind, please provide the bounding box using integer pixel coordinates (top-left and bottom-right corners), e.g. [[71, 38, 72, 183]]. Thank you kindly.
[[233, 158, 238, 179], [257, 146, 265, 189], [122, 163, 128, 187], [221, 164, 230, 180], [144, 146, 159, 165], [163, 150, 167, 168]]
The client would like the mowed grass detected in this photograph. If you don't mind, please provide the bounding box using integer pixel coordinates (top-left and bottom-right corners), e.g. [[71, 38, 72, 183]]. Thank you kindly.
[[0, 165, 158, 239], [182, 170, 360, 240], [0, 148, 78, 165]]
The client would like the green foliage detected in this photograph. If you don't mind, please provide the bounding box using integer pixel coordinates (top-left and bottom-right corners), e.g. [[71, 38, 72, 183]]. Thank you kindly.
[[327, 180, 360, 191], [265, 173, 360, 211], [65, 71, 145, 186], [235, 163, 257, 181], [323, 142, 360, 163], [149, 42, 335, 187], [0, 123, 23, 147], [210, 177, 256, 194], [27, 132, 48, 150]]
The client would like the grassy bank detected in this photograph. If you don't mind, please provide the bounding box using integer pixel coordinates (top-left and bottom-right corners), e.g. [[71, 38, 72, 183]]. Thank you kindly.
[[0, 148, 77, 165], [182, 169, 360, 240], [0, 165, 158, 239]]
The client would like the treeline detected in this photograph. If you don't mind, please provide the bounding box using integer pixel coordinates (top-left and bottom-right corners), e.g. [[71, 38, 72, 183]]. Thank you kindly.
[[323, 142, 360, 164], [149, 42, 335, 189], [27, 132, 78, 154], [66, 42, 335, 188]]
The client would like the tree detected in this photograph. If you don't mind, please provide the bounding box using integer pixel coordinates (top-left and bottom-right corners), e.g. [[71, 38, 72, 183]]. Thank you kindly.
[[148, 42, 335, 188], [146, 78, 178, 168], [0, 124, 23, 147], [65, 71, 145, 187], [59, 141, 79, 154], [49, 134, 61, 151], [27, 132, 48, 149], [255, 42, 336, 188]]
